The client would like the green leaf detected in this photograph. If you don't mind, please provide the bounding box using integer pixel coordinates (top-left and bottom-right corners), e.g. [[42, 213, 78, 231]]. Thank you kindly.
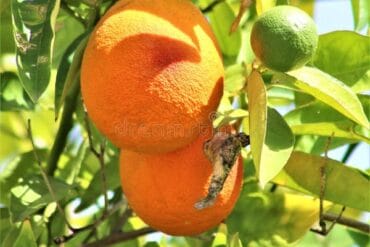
[[211, 224, 228, 247], [248, 71, 294, 187], [258, 108, 294, 186], [208, 2, 242, 57], [256, 0, 276, 15], [76, 154, 120, 212], [1, 0, 16, 53], [274, 151, 370, 211], [225, 63, 247, 95], [229, 233, 243, 247], [214, 109, 249, 129], [14, 220, 37, 247], [267, 87, 294, 106], [282, 67, 369, 128], [10, 174, 75, 222], [0, 72, 33, 111], [351, 0, 369, 31], [54, 32, 88, 118], [227, 172, 330, 245], [313, 31, 370, 92], [11, 0, 61, 102], [52, 9, 85, 66], [0, 150, 47, 206], [285, 101, 370, 143]]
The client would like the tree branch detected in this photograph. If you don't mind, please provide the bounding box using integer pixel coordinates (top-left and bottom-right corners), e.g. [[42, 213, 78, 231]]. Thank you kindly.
[[83, 227, 157, 247], [322, 213, 370, 234]]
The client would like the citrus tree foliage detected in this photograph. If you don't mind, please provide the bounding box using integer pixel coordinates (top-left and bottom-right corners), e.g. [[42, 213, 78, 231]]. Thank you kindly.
[[0, 0, 369, 246]]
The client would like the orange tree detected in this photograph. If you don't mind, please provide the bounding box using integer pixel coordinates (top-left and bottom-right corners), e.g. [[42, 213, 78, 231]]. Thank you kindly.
[[0, 0, 369, 246]]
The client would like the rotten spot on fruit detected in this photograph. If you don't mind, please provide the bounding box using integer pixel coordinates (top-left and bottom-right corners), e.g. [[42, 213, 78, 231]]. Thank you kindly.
[[195, 131, 250, 210]]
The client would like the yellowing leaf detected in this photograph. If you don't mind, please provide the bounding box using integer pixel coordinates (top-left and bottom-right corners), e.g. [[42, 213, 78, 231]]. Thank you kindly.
[[248, 71, 294, 187], [247, 70, 267, 181]]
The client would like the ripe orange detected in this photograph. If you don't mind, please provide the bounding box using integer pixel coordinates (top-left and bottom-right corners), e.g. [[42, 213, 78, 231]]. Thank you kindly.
[[119, 127, 243, 236], [81, 0, 224, 153]]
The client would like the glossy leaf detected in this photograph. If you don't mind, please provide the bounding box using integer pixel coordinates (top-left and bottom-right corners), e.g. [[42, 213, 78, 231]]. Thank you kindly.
[[285, 101, 370, 143], [11, 0, 61, 102], [54, 32, 88, 118], [351, 0, 369, 31], [208, 2, 242, 57], [10, 175, 75, 222], [274, 151, 370, 211], [286, 67, 369, 128], [313, 31, 370, 92], [256, 0, 276, 15]]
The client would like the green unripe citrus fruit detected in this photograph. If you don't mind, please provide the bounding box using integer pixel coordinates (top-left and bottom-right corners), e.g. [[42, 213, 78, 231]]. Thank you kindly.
[[250, 6, 318, 72]]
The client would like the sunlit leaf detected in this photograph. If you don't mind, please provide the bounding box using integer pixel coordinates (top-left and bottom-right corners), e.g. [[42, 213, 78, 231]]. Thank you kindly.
[[274, 151, 370, 211], [76, 154, 120, 212], [289, 0, 314, 16], [10, 175, 76, 222], [248, 72, 294, 186], [276, 67, 369, 128], [256, 0, 276, 15], [267, 87, 294, 106], [214, 109, 248, 129], [14, 220, 37, 247], [351, 0, 369, 31], [247, 70, 267, 182], [285, 101, 370, 143], [211, 224, 227, 247], [208, 2, 242, 57], [0, 150, 47, 206], [313, 31, 370, 92], [229, 233, 243, 247], [225, 63, 247, 95], [227, 171, 331, 245]]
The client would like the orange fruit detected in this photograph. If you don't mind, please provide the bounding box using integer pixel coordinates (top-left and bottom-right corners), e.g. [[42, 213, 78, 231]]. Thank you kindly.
[[81, 0, 224, 153], [119, 127, 243, 236]]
